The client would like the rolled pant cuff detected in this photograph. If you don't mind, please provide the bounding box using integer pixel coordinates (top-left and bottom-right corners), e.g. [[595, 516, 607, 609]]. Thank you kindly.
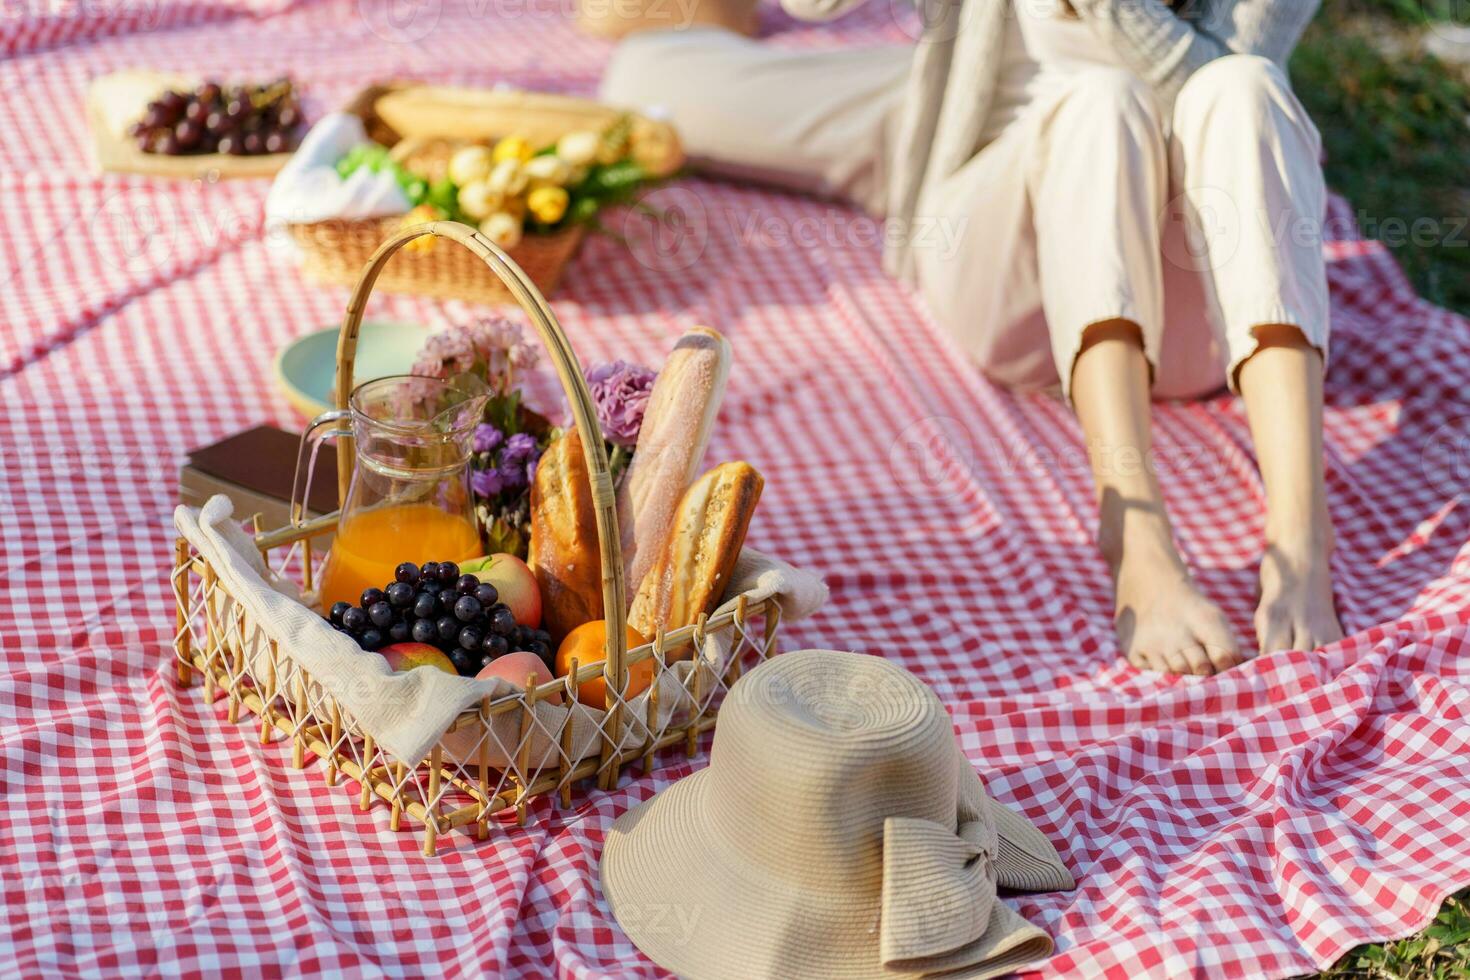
[[1225, 306, 1330, 392], [1059, 310, 1159, 403]]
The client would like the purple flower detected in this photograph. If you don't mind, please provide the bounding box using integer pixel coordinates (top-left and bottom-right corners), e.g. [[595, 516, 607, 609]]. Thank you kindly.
[[585, 360, 656, 448], [501, 431, 539, 466], [526, 457, 539, 485], [497, 463, 528, 491], [471, 467, 504, 498], [473, 423, 504, 454]]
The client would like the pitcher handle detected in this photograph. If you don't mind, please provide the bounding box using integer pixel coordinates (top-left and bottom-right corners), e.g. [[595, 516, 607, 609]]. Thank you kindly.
[[291, 409, 351, 528]]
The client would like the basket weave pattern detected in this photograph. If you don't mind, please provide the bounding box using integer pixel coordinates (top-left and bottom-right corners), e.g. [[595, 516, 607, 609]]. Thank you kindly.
[[291, 219, 584, 304], [171, 536, 778, 854], [172, 222, 783, 855]]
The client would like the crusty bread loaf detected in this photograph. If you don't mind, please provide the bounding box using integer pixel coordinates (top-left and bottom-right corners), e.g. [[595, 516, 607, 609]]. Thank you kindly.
[[628, 461, 763, 645], [617, 326, 731, 591], [528, 430, 603, 641]]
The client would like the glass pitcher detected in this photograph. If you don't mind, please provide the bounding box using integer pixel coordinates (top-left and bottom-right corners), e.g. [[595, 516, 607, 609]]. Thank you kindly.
[[292, 374, 491, 610]]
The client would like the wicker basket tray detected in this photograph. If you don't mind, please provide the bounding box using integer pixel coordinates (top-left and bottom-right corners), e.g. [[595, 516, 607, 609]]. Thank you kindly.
[[172, 223, 784, 855], [285, 84, 682, 304]]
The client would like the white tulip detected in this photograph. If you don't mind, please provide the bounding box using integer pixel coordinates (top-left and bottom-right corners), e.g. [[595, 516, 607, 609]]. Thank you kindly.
[[485, 158, 528, 196], [556, 130, 600, 168], [524, 154, 572, 187], [479, 211, 523, 249], [447, 145, 494, 187], [456, 180, 502, 222]]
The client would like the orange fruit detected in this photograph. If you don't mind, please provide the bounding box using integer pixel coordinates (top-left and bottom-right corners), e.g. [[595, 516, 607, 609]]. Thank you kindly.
[[555, 620, 651, 710]]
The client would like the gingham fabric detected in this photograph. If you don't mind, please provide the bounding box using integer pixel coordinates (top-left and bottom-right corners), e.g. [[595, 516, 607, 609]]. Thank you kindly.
[[2, 2, 1468, 977]]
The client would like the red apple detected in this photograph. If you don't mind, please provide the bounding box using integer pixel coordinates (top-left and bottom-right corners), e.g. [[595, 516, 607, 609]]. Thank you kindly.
[[475, 651, 560, 704], [379, 642, 458, 676], [462, 553, 541, 628]]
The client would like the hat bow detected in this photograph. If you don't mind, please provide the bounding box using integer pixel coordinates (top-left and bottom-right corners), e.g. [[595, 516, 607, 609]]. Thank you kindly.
[[878, 816, 999, 973]]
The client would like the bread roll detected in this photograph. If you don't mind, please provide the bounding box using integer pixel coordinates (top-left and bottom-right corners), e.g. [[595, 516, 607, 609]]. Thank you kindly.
[[529, 430, 603, 641], [617, 326, 731, 591], [628, 461, 763, 644]]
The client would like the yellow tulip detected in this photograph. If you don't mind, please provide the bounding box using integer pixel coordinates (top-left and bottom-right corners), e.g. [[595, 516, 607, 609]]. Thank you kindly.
[[399, 205, 440, 253], [492, 135, 534, 164], [527, 185, 569, 225]]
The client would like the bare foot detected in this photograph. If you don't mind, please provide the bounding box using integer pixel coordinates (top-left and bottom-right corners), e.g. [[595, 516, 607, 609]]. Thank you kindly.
[[1256, 535, 1343, 653], [1108, 527, 1245, 676]]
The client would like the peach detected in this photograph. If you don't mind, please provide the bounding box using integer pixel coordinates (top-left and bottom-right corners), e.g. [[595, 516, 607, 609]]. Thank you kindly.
[[475, 651, 560, 704], [379, 642, 458, 676], [461, 553, 542, 628]]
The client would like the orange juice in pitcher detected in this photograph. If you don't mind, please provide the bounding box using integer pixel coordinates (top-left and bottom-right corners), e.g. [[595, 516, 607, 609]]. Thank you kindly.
[[318, 503, 481, 610], [293, 374, 490, 612]]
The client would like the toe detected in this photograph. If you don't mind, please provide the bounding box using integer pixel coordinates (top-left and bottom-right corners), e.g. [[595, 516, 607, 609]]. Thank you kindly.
[[1197, 614, 1242, 668], [1180, 643, 1214, 676], [1159, 646, 1190, 675], [1204, 642, 1241, 674]]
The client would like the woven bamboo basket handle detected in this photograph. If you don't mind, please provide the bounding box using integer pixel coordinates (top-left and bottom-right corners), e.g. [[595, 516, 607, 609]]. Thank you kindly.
[[332, 220, 632, 731]]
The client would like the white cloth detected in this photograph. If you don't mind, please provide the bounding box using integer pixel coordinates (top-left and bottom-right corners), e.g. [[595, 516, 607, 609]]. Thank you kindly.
[[981, 0, 1128, 143], [174, 495, 827, 766], [602, 27, 907, 216], [602, 34, 1329, 401], [263, 113, 411, 252], [915, 54, 1329, 399]]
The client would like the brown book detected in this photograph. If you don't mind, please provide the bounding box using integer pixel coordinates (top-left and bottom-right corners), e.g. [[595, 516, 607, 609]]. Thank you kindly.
[[179, 425, 339, 533]]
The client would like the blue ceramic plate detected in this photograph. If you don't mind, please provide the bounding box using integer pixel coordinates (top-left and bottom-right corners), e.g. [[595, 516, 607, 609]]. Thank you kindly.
[[274, 320, 432, 420]]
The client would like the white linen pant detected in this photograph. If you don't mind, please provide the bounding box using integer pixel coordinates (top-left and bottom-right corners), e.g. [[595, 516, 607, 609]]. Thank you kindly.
[[602, 30, 1330, 399]]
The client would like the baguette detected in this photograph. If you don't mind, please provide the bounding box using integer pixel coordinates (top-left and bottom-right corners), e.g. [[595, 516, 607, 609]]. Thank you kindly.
[[528, 429, 603, 641], [617, 326, 731, 591], [628, 461, 763, 645]]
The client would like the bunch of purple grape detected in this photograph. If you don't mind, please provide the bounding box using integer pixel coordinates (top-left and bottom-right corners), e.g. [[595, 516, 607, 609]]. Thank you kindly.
[[327, 560, 554, 678], [130, 78, 302, 156]]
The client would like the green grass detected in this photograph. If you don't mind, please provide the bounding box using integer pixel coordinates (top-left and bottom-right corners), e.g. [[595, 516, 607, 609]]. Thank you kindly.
[[1317, 889, 1470, 978], [1290, 0, 1470, 312]]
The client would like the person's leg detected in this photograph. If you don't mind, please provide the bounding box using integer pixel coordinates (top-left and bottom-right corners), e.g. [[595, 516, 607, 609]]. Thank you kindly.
[[1035, 71, 1242, 674], [1171, 55, 1342, 652], [1071, 322, 1243, 674], [600, 28, 910, 214], [1236, 328, 1342, 650], [918, 69, 1243, 673]]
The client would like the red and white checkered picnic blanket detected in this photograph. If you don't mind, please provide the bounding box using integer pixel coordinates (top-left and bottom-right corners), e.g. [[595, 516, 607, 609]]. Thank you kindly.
[[3, 1, 1468, 976]]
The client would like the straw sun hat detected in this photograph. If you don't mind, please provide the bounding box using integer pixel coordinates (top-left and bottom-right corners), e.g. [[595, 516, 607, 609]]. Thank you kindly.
[[600, 649, 1074, 979]]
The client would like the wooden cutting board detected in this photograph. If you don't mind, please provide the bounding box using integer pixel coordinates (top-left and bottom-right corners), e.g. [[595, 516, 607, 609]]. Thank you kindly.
[[86, 70, 294, 179]]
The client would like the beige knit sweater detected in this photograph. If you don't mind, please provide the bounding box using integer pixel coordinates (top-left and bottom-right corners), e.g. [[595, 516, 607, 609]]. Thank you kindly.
[[780, 0, 1321, 280]]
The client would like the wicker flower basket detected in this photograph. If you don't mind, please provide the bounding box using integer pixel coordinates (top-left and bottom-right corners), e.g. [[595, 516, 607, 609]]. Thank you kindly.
[[173, 223, 786, 855], [290, 217, 585, 305], [285, 84, 683, 304]]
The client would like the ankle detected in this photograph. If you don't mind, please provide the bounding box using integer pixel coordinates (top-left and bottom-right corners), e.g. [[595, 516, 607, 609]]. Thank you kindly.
[[1099, 509, 1184, 579], [1264, 517, 1334, 559]]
